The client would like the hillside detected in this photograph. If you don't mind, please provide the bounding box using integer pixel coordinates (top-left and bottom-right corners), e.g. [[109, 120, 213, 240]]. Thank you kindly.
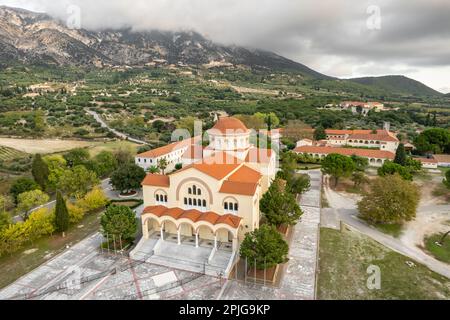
[[0, 6, 444, 99], [349, 76, 442, 97], [0, 6, 329, 79]]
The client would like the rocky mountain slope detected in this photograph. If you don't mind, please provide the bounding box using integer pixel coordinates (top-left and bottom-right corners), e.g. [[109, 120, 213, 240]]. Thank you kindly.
[[0, 6, 328, 79], [0, 6, 443, 97]]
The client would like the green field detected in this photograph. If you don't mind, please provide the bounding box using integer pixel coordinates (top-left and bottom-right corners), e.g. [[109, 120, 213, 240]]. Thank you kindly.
[[318, 227, 450, 300], [425, 233, 450, 264]]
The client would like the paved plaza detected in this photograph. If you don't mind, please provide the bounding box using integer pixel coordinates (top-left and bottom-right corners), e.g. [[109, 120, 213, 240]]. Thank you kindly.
[[0, 170, 322, 300]]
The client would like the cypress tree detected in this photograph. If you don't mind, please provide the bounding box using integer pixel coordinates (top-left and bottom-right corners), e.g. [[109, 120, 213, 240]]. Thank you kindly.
[[31, 154, 49, 190], [54, 191, 69, 233], [394, 143, 407, 166]]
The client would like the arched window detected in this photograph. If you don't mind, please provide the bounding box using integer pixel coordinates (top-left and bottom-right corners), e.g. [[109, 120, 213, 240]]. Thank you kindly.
[[234, 203, 238, 211], [224, 202, 228, 210], [193, 185, 197, 195], [188, 187, 192, 194], [197, 189, 201, 196], [184, 198, 188, 205], [156, 194, 160, 201], [202, 200, 206, 207], [189, 198, 192, 205], [193, 199, 197, 206], [164, 195, 168, 202]]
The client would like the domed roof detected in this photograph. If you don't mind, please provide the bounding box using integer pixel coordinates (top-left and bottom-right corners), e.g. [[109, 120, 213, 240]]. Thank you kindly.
[[210, 117, 249, 134]]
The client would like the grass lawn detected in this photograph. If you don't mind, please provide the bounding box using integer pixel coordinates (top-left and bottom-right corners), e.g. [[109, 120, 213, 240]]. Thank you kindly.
[[424, 233, 450, 264], [318, 228, 450, 300], [373, 223, 404, 238], [0, 210, 103, 289]]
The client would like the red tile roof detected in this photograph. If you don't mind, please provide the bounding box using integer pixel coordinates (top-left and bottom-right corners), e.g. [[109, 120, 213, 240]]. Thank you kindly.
[[143, 205, 242, 229], [219, 181, 259, 196], [433, 154, 450, 163], [228, 165, 262, 184], [348, 132, 398, 142], [325, 129, 398, 142], [414, 157, 438, 164], [209, 117, 249, 134], [294, 146, 395, 159], [141, 174, 170, 187], [175, 152, 242, 180], [137, 137, 200, 158]]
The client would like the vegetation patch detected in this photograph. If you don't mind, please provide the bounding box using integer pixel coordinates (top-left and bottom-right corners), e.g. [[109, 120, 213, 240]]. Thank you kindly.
[[424, 233, 450, 264], [318, 228, 450, 300]]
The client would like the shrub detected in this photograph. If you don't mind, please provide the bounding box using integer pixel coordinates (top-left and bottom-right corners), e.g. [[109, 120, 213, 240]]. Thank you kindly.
[[66, 202, 86, 224], [77, 187, 109, 212]]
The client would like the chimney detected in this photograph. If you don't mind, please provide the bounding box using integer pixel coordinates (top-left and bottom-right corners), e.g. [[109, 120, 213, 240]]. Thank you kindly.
[[383, 121, 390, 132], [213, 113, 219, 123]]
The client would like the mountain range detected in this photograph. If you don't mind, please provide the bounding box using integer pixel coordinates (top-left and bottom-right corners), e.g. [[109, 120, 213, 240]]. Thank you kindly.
[[0, 6, 443, 97]]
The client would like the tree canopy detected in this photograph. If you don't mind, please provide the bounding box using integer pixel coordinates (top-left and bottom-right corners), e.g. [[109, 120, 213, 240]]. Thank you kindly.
[[358, 174, 420, 224], [239, 224, 289, 270], [260, 178, 303, 227], [54, 191, 69, 233], [414, 128, 450, 154], [58, 165, 99, 199], [314, 126, 327, 141], [394, 143, 407, 166], [378, 161, 413, 181], [101, 205, 137, 241], [31, 154, 49, 190], [110, 164, 146, 194], [16, 189, 49, 218], [10, 177, 40, 204], [444, 170, 450, 189], [321, 154, 356, 186]]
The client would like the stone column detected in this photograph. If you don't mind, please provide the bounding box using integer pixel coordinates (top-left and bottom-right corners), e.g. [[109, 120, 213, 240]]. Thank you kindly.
[[232, 236, 238, 252], [142, 219, 149, 239], [160, 224, 164, 241], [195, 232, 199, 248], [177, 228, 181, 245], [214, 234, 218, 251]]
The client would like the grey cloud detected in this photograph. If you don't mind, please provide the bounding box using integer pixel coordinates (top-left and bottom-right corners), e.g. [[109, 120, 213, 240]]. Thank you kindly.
[[1, 0, 449, 90]]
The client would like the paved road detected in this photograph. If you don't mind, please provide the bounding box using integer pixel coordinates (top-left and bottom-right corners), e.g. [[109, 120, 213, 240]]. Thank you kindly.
[[322, 175, 450, 279], [85, 109, 147, 145]]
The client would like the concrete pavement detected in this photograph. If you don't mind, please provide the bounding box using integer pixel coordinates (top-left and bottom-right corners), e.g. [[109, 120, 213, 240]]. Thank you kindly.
[[218, 170, 322, 300]]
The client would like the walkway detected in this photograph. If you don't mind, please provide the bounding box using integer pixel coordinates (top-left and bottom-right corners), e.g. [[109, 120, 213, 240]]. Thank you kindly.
[[218, 170, 322, 300]]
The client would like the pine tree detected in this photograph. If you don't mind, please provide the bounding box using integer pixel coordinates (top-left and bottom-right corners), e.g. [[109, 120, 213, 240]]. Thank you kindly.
[[54, 191, 69, 233], [394, 143, 407, 166], [31, 154, 49, 190]]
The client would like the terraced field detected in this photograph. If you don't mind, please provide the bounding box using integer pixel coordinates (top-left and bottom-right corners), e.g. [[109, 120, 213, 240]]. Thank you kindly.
[[0, 146, 27, 161], [0, 146, 32, 173]]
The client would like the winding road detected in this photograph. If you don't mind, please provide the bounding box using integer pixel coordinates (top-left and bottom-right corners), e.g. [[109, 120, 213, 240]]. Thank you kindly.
[[85, 109, 148, 145], [321, 175, 450, 279]]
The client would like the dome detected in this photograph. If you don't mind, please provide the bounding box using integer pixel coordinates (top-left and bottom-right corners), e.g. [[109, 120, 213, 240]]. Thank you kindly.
[[210, 117, 249, 134]]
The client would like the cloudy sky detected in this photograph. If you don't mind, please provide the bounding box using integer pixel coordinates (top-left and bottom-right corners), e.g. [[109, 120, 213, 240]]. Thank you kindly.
[[2, 0, 450, 93]]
